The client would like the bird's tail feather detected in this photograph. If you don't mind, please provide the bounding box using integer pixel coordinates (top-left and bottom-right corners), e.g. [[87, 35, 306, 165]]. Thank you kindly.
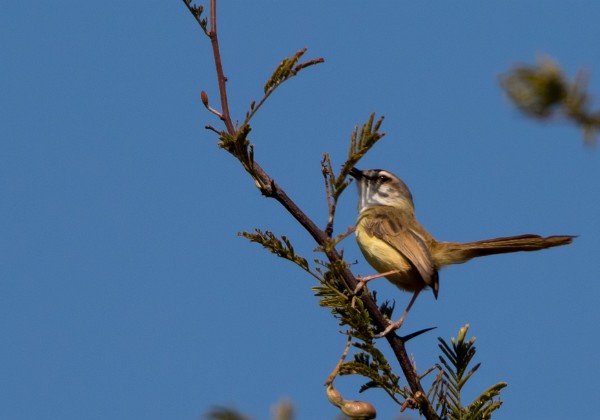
[[433, 234, 575, 267]]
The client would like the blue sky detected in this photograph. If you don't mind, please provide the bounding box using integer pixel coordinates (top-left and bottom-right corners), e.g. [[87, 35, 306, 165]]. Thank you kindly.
[[2, 2, 599, 419]]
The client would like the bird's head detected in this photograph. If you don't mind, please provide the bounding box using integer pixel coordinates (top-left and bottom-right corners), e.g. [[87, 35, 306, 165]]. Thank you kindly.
[[349, 168, 415, 213]]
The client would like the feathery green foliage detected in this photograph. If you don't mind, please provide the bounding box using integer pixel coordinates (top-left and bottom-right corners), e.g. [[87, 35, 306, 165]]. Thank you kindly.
[[321, 113, 385, 238], [240, 226, 409, 408], [430, 325, 507, 419], [213, 48, 322, 182], [340, 341, 407, 405], [312, 260, 408, 406], [182, 1, 209, 35], [183, 4, 509, 418], [344, 113, 386, 179], [239, 229, 311, 274], [244, 48, 324, 126], [323, 113, 386, 203], [500, 56, 600, 144]]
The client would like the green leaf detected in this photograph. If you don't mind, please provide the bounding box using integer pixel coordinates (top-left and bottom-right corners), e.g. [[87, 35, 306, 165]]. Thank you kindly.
[[500, 55, 600, 144], [239, 229, 309, 272], [434, 325, 507, 419], [339, 113, 386, 191]]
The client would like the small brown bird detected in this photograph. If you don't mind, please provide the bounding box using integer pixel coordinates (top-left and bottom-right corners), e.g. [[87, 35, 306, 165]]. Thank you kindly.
[[350, 168, 575, 336]]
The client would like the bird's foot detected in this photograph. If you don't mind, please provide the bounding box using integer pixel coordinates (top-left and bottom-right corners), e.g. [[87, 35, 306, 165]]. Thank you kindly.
[[354, 270, 400, 295], [379, 319, 404, 337]]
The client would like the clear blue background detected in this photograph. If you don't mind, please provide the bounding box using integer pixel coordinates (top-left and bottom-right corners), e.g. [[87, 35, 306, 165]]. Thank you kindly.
[[2, 2, 599, 419]]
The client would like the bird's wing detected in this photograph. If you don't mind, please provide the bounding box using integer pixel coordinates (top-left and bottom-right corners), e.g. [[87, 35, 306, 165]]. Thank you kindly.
[[362, 209, 439, 294]]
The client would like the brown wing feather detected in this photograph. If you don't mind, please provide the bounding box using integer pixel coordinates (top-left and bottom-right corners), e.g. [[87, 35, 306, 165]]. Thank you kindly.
[[362, 209, 439, 295]]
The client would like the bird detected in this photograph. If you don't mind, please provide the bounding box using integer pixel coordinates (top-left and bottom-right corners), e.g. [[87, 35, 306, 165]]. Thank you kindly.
[[349, 167, 575, 336]]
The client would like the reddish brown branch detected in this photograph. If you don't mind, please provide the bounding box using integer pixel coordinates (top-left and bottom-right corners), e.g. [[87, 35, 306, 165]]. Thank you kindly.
[[207, 0, 235, 134], [247, 157, 438, 419], [188, 2, 438, 418]]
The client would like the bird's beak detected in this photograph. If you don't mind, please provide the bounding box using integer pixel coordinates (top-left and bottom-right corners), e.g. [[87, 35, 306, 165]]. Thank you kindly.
[[349, 168, 363, 179]]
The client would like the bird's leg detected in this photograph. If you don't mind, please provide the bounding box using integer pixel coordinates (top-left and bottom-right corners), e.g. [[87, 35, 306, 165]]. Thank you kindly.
[[354, 270, 400, 295], [379, 290, 421, 337]]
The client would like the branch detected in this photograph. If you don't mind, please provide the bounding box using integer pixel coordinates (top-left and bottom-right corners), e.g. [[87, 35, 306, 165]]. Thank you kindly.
[[321, 154, 336, 237], [183, 0, 235, 133], [244, 48, 324, 126], [184, 2, 438, 418], [205, 0, 235, 133], [232, 122, 439, 420]]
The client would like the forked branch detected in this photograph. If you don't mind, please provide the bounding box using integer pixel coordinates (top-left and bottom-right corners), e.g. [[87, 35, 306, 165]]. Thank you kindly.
[[183, 2, 439, 418]]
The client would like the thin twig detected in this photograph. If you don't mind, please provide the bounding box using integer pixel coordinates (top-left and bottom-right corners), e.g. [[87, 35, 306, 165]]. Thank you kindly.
[[207, 0, 235, 134], [325, 327, 353, 386], [321, 154, 335, 237], [332, 225, 355, 247]]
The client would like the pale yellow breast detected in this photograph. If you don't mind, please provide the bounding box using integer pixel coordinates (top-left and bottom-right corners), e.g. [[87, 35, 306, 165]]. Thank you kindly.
[[355, 221, 422, 293]]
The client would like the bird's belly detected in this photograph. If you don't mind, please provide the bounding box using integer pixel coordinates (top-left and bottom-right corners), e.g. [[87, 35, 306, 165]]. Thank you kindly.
[[356, 229, 421, 292]]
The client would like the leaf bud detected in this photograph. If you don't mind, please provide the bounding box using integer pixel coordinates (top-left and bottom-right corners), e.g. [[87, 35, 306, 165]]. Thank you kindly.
[[200, 90, 209, 107]]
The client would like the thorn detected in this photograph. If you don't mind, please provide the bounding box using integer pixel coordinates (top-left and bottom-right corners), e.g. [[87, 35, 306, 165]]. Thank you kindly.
[[400, 327, 437, 342]]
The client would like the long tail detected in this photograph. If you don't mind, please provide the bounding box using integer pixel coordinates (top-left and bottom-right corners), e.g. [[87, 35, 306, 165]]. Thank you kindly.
[[432, 234, 575, 267]]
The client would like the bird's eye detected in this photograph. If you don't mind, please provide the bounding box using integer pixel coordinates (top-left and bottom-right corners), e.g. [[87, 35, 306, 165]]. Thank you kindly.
[[378, 175, 389, 183]]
